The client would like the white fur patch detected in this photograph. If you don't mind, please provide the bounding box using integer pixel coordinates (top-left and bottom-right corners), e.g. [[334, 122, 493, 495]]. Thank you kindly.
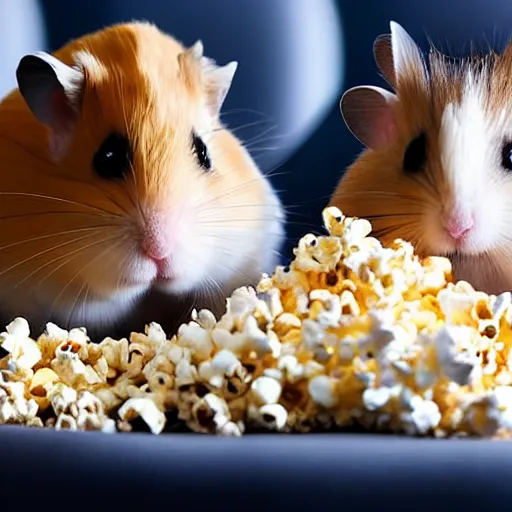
[[438, 71, 490, 212], [73, 50, 109, 83]]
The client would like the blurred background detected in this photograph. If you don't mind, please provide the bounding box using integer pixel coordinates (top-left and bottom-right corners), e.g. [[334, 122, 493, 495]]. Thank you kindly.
[[4, 0, 512, 261]]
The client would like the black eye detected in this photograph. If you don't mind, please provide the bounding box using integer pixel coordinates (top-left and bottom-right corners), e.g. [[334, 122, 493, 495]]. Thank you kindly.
[[501, 142, 512, 171], [403, 132, 427, 173], [192, 133, 212, 171], [93, 132, 132, 180]]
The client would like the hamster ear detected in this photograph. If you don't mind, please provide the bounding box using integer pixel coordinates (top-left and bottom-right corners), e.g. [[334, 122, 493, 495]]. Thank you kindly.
[[389, 21, 427, 84], [372, 22, 427, 89], [16, 51, 84, 133], [203, 59, 238, 117], [340, 85, 398, 149], [373, 34, 396, 88], [181, 40, 238, 117]]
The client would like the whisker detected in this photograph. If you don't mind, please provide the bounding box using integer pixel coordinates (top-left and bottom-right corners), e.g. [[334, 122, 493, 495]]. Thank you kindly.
[[220, 108, 274, 120], [0, 211, 122, 222], [0, 192, 123, 218], [224, 119, 275, 136], [197, 170, 289, 213], [24, 233, 122, 290], [0, 231, 111, 279], [0, 226, 114, 254], [49, 239, 125, 324]]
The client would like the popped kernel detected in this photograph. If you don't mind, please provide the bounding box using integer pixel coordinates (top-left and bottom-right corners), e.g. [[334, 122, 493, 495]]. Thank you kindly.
[[1, 207, 512, 438], [118, 397, 166, 434]]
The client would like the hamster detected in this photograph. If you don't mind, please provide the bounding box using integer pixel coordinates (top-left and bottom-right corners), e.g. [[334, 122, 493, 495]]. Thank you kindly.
[[0, 21, 285, 339], [330, 20, 512, 296]]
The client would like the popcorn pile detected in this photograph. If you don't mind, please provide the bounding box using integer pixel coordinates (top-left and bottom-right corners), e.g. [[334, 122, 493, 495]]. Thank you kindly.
[[2, 206, 512, 438]]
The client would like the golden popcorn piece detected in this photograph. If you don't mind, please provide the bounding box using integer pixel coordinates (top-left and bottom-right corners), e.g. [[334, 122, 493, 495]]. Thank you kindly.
[[29, 368, 60, 411], [2, 207, 512, 438]]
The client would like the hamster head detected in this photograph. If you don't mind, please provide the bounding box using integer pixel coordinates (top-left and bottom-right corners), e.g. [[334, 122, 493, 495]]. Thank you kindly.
[[330, 21, 512, 295], [0, 21, 284, 330]]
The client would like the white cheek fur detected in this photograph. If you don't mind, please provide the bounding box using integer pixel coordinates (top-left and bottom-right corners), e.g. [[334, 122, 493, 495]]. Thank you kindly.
[[160, 180, 285, 297]]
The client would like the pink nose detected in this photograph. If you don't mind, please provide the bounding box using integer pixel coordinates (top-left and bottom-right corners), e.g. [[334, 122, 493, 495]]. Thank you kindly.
[[142, 237, 170, 261], [445, 211, 474, 240], [141, 212, 173, 261]]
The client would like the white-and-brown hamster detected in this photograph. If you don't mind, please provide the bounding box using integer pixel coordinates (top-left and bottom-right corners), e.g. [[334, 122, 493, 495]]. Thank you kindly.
[[330, 20, 512, 296], [0, 21, 285, 339]]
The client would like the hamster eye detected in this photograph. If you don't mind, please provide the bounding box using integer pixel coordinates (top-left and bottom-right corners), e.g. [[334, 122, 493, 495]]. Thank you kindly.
[[93, 132, 132, 180], [403, 132, 427, 173], [192, 133, 212, 171], [501, 142, 512, 171]]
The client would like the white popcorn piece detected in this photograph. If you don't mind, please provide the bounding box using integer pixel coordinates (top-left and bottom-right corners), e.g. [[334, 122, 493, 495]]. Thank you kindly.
[[5, 317, 31, 339], [55, 413, 78, 430], [243, 316, 275, 357], [0, 318, 42, 371], [44, 322, 69, 341], [302, 319, 331, 363], [258, 404, 288, 430], [217, 421, 243, 436], [190, 393, 236, 435], [177, 322, 214, 362], [277, 355, 304, 382], [68, 327, 89, 346], [211, 328, 247, 356], [146, 322, 167, 343], [436, 289, 474, 324], [225, 286, 261, 318], [363, 387, 392, 411], [211, 349, 243, 376], [310, 289, 342, 327], [251, 376, 282, 405], [303, 360, 328, 379], [308, 375, 338, 409], [118, 397, 166, 434], [191, 309, 217, 330], [0, 375, 39, 424], [322, 206, 345, 237], [263, 368, 283, 381], [435, 326, 480, 385], [174, 358, 198, 388], [492, 387, 512, 430], [198, 349, 245, 389], [401, 395, 441, 435], [492, 292, 512, 319], [99, 337, 130, 371], [274, 313, 302, 331], [47, 383, 78, 415], [339, 291, 360, 317], [266, 288, 284, 319], [343, 218, 373, 245]]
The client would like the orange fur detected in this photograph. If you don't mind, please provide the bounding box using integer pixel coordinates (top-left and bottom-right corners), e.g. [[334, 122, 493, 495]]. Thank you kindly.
[[0, 21, 284, 338]]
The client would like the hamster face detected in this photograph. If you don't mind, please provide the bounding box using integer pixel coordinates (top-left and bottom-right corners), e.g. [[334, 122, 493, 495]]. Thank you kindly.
[[0, 22, 284, 332], [330, 21, 512, 295]]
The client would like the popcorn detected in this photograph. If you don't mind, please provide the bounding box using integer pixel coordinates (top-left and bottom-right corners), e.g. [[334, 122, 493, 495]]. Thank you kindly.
[[1, 206, 512, 438], [118, 398, 166, 434], [251, 376, 282, 405], [0, 318, 41, 372]]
